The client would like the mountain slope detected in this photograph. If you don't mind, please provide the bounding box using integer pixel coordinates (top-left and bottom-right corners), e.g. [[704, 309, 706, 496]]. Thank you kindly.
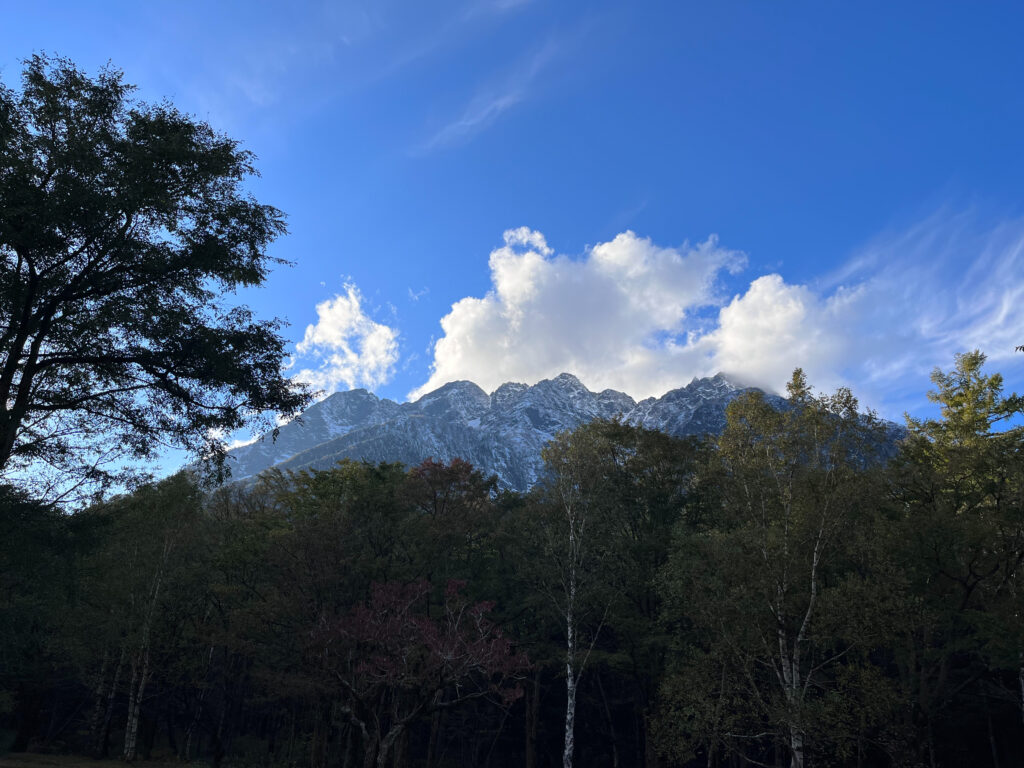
[[225, 373, 782, 490]]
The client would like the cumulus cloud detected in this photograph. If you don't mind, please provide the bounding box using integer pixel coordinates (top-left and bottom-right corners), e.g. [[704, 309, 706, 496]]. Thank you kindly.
[[409, 227, 745, 399], [293, 283, 400, 394], [412, 216, 1024, 416]]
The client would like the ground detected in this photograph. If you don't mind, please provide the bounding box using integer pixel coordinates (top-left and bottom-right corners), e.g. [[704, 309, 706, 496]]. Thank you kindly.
[[0, 756, 188, 768]]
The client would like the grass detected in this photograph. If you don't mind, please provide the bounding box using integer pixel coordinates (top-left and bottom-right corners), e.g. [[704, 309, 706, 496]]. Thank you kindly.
[[0, 756, 192, 768]]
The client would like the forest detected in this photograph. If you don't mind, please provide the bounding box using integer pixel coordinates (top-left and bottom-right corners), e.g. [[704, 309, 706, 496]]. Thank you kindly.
[[2, 355, 1023, 768], [2, 54, 1024, 768]]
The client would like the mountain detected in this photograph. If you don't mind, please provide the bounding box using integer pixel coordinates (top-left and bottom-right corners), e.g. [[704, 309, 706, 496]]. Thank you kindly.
[[223, 373, 783, 491]]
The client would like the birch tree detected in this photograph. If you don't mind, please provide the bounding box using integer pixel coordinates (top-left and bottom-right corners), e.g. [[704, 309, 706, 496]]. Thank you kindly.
[[80, 472, 206, 760], [538, 424, 620, 768], [659, 371, 889, 768]]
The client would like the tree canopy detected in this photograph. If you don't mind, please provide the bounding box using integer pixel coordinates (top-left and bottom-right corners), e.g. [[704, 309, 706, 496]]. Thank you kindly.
[[2, 357, 1024, 766], [0, 55, 310, 497]]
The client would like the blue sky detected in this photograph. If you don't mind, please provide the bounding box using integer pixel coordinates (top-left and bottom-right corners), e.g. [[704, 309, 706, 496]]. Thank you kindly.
[[5, 1, 1024, 446]]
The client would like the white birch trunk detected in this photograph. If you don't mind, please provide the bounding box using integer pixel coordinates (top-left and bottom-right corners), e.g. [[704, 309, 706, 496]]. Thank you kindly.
[[562, 483, 580, 768], [789, 725, 805, 768], [123, 537, 169, 761], [123, 647, 141, 760], [563, 595, 576, 768], [124, 641, 152, 760], [548, 435, 602, 768], [95, 643, 125, 756], [786, 642, 805, 768]]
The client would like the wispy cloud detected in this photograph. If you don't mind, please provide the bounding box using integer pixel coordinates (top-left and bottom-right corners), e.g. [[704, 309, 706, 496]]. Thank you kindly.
[[460, 0, 536, 21], [418, 38, 559, 152], [362, 0, 538, 85], [607, 198, 649, 234], [411, 214, 1024, 417], [130, 1, 550, 143]]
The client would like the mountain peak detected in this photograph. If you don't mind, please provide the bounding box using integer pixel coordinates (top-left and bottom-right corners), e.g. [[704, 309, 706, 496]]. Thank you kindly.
[[552, 372, 585, 388], [710, 371, 762, 392], [415, 379, 487, 400], [413, 379, 489, 421], [221, 373, 783, 490]]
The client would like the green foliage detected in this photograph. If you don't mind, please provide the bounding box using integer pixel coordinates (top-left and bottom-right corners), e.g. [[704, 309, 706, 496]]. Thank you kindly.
[[3, 355, 1024, 767], [0, 486, 75, 718], [657, 374, 896, 767], [0, 55, 311, 498], [884, 351, 1024, 763]]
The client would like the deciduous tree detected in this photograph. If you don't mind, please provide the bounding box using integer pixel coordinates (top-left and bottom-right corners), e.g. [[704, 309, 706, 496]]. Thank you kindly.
[[0, 55, 310, 496], [659, 371, 890, 768], [317, 579, 528, 768]]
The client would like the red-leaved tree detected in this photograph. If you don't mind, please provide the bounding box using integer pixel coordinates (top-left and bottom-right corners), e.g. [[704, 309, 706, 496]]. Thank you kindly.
[[315, 579, 528, 768]]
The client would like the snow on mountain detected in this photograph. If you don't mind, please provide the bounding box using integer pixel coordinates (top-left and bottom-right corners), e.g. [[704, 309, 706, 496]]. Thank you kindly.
[[225, 388, 400, 479], [223, 373, 780, 491], [628, 373, 767, 435]]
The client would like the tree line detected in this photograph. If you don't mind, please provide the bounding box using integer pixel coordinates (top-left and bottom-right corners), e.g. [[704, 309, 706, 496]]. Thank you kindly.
[[2, 352, 1022, 768], [3, 53, 1023, 768]]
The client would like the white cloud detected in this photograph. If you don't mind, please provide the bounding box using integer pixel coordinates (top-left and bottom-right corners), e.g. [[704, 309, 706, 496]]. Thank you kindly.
[[293, 283, 400, 394], [412, 217, 1024, 417], [409, 227, 745, 399], [228, 434, 260, 450], [703, 275, 863, 395]]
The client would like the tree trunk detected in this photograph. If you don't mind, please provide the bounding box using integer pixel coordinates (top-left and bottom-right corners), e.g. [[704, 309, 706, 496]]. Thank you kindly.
[[525, 670, 540, 768], [644, 711, 658, 768], [125, 531, 171, 761], [374, 706, 408, 768], [361, 730, 380, 768], [596, 672, 620, 768], [123, 640, 152, 761], [286, 705, 297, 765], [95, 643, 125, 757], [341, 723, 353, 768], [394, 724, 409, 768], [788, 724, 804, 768], [10, 684, 42, 753], [985, 697, 1000, 768], [426, 710, 442, 768], [87, 646, 111, 750], [563, 520, 578, 768], [311, 700, 329, 768], [43, 682, 62, 747], [141, 713, 158, 760], [1019, 661, 1024, 727], [564, 629, 576, 768], [183, 644, 216, 760], [213, 689, 228, 768], [166, 705, 178, 757]]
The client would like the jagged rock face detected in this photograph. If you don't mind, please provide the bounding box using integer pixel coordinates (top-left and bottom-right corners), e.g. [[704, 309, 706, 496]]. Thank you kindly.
[[225, 388, 401, 480], [629, 373, 773, 436], [224, 373, 779, 491]]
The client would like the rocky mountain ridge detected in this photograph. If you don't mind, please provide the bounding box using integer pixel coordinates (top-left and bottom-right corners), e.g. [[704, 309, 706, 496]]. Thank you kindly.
[[225, 373, 782, 490]]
